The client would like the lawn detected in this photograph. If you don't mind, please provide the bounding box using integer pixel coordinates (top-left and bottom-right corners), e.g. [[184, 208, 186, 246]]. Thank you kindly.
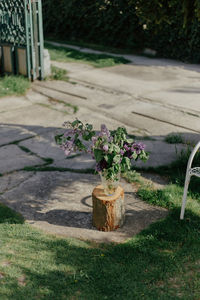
[[0, 76, 30, 98], [45, 42, 130, 68], [0, 168, 200, 299]]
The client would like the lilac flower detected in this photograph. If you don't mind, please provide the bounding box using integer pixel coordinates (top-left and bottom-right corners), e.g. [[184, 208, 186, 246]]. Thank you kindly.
[[103, 144, 109, 152], [56, 120, 149, 179], [64, 129, 73, 137], [95, 159, 108, 172], [62, 140, 74, 156], [100, 124, 110, 138], [124, 150, 133, 159], [131, 142, 145, 154], [95, 163, 102, 172], [65, 150, 71, 156], [87, 148, 93, 155], [120, 149, 125, 155], [101, 124, 107, 132], [92, 136, 97, 145], [124, 143, 130, 151], [100, 159, 108, 170]]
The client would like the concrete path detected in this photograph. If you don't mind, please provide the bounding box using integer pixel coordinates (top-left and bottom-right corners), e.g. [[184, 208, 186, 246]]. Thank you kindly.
[[0, 46, 200, 242]]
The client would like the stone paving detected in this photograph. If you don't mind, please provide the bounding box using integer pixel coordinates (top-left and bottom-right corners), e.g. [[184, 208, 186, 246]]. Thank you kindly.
[[0, 49, 200, 242]]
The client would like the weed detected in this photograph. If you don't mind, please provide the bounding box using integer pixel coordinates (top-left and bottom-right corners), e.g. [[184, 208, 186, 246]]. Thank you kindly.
[[45, 43, 130, 68], [49, 65, 69, 81], [0, 75, 30, 97], [122, 170, 141, 183], [0, 203, 24, 224], [22, 165, 95, 174], [165, 133, 184, 144]]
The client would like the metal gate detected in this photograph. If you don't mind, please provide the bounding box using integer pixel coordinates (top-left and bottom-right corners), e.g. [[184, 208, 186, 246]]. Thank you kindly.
[[0, 0, 44, 80]]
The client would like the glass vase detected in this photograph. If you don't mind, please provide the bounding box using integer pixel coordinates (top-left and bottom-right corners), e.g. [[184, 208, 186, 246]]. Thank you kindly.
[[99, 171, 120, 196]]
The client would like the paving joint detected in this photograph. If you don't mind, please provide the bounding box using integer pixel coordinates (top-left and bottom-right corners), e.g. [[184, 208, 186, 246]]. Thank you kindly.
[[138, 96, 200, 118], [0, 136, 35, 148], [0, 172, 36, 195], [33, 86, 149, 135], [131, 111, 200, 134], [33, 81, 87, 100]]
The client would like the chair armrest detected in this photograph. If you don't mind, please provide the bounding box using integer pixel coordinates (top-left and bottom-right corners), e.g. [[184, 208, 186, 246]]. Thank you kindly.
[[186, 141, 200, 172]]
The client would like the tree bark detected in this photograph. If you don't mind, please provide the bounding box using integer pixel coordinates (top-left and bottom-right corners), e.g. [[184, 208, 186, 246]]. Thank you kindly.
[[92, 185, 125, 231]]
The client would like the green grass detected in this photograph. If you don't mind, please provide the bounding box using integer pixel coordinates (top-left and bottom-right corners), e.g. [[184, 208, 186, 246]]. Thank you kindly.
[[46, 37, 134, 55], [1, 147, 200, 298], [48, 66, 69, 82], [0, 203, 24, 224], [128, 134, 156, 141], [0, 76, 30, 98], [132, 146, 200, 199], [0, 192, 199, 299], [22, 165, 95, 174], [47, 98, 78, 114], [165, 133, 184, 144], [122, 170, 142, 184], [45, 43, 130, 68]]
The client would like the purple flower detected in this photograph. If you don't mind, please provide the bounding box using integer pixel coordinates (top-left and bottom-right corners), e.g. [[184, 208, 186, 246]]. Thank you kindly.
[[62, 140, 75, 156], [92, 136, 97, 145], [100, 124, 110, 138], [95, 159, 108, 172], [124, 143, 130, 151], [101, 124, 107, 132], [103, 144, 109, 152], [100, 159, 108, 170], [124, 150, 132, 159], [65, 150, 71, 156], [120, 149, 125, 155], [131, 142, 145, 154], [95, 163, 102, 172]]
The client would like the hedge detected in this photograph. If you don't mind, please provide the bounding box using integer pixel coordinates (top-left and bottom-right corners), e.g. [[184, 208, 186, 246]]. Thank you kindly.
[[42, 0, 200, 63]]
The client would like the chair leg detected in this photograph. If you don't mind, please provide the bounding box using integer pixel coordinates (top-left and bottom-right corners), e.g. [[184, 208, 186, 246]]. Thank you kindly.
[[180, 174, 191, 220]]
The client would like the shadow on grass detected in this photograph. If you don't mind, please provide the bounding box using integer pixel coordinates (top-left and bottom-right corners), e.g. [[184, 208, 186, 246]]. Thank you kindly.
[[0, 123, 200, 298], [45, 43, 130, 67], [0, 203, 24, 224], [0, 208, 199, 299], [140, 147, 200, 199]]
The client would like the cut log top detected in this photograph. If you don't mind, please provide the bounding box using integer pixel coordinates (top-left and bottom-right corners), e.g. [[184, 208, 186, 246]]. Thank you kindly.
[[92, 185, 124, 201]]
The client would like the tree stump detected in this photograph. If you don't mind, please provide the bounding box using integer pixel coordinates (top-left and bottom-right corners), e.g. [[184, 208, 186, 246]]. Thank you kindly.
[[92, 185, 125, 231]]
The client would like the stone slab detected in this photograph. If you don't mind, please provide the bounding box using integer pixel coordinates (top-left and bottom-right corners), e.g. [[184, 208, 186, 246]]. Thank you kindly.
[[111, 98, 200, 134], [52, 154, 95, 170], [134, 140, 188, 168], [0, 172, 34, 194], [0, 125, 35, 146], [0, 96, 31, 113], [145, 89, 200, 115], [0, 172, 168, 243], [0, 144, 44, 174], [19, 131, 95, 169]]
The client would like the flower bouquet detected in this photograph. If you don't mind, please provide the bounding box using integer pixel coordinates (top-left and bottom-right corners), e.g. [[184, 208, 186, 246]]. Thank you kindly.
[[55, 120, 149, 195]]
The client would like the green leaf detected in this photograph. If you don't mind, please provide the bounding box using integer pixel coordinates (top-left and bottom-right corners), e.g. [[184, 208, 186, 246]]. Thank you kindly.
[[72, 120, 80, 127], [140, 151, 149, 162], [125, 157, 131, 169], [86, 124, 93, 131], [55, 134, 63, 145], [113, 155, 121, 164], [127, 139, 133, 143], [113, 145, 120, 153], [132, 152, 138, 160], [104, 155, 109, 162], [108, 143, 114, 153], [94, 149, 103, 162]]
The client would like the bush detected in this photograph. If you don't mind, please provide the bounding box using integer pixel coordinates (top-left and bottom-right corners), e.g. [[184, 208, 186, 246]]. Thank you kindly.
[[42, 0, 144, 50], [42, 0, 200, 63]]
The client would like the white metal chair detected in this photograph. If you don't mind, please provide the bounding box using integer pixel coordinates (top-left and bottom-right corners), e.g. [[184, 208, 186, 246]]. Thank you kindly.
[[180, 141, 200, 220]]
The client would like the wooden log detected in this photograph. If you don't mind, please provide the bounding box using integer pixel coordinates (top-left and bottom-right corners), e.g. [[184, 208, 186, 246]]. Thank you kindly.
[[92, 185, 125, 231]]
